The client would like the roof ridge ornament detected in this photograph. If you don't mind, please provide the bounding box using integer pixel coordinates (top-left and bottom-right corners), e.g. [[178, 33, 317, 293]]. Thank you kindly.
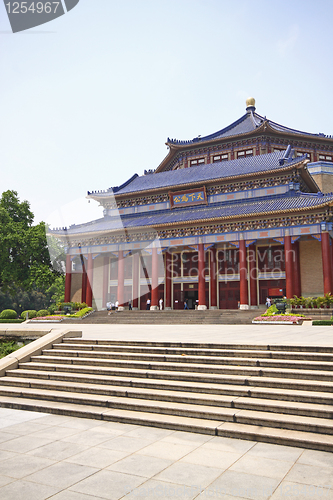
[[279, 145, 302, 166]]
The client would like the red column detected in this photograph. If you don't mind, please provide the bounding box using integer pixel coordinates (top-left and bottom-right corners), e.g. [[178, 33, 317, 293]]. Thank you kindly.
[[249, 244, 257, 306], [293, 241, 301, 298], [81, 263, 87, 304], [330, 241, 333, 294], [165, 251, 172, 309], [151, 247, 159, 310], [209, 247, 217, 308], [321, 232, 332, 295], [198, 243, 207, 309], [102, 256, 109, 308], [117, 250, 124, 308], [284, 235, 293, 299], [64, 255, 72, 303], [239, 239, 248, 308], [132, 252, 139, 309], [86, 254, 93, 307]]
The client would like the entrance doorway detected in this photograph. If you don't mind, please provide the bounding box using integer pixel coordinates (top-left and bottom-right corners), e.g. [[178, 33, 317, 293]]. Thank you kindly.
[[259, 280, 286, 305], [184, 290, 198, 309], [219, 282, 240, 309]]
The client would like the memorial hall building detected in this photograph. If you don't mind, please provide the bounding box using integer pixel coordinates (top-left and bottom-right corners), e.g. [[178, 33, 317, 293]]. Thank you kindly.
[[55, 98, 333, 310]]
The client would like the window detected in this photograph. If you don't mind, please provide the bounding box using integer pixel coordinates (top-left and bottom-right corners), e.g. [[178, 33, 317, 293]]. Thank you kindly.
[[190, 158, 205, 166], [318, 154, 333, 162], [213, 154, 228, 162], [218, 248, 239, 274], [257, 246, 285, 272], [296, 152, 311, 159], [237, 149, 253, 159]]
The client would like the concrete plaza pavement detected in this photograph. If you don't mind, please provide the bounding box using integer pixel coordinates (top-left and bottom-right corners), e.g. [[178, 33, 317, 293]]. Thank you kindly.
[[7, 318, 333, 346], [0, 322, 332, 499]]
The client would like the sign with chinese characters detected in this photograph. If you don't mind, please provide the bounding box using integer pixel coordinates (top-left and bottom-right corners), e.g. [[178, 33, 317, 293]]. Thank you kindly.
[[169, 187, 207, 209]]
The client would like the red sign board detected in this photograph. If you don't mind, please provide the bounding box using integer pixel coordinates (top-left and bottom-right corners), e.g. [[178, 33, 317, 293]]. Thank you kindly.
[[268, 288, 283, 297]]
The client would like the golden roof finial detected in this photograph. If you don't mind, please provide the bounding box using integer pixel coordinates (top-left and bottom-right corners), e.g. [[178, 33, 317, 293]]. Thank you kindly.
[[246, 97, 256, 110]]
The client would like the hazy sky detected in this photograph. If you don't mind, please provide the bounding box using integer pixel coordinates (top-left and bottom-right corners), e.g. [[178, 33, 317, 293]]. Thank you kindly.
[[1, 0, 333, 227]]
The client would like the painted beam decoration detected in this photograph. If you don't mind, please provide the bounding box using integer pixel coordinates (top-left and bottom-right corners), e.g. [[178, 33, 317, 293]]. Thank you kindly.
[[169, 187, 207, 209]]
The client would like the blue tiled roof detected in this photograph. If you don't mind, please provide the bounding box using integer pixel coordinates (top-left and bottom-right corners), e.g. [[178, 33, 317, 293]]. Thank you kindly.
[[60, 192, 333, 236], [167, 111, 329, 146], [107, 151, 302, 196]]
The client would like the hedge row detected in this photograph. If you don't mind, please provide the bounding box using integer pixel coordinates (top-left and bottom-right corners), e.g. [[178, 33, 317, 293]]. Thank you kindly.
[[70, 307, 93, 318], [0, 319, 25, 323], [312, 320, 333, 326]]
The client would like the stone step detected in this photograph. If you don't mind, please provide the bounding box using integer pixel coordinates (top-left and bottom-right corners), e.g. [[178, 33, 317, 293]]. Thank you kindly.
[[18, 361, 333, 393], [2, 336, 333, 453], [53, 343, 333, 362], [61, 339, 333, 353], [7, 368, 333, 405], [1, 394, 332, 452], [43, 348, 333, 371], [0, 385, 332, 435], [2, 376, 333, 420], [72, 310, 264, 325], [29, 354, 333, 382]]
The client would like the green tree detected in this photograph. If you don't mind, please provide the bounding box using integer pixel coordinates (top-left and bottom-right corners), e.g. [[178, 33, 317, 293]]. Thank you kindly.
[[46, 275, 65, 305], [0, 190, 63, 309], [0, 190, 33, 226]]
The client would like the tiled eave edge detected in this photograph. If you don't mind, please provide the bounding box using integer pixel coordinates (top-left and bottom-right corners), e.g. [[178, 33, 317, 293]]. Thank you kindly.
[[165, 120, 268, 152], [97, 158, 308, 202], [54, 200, 333, 240], [155, 122, 333, 173], [299, 164, 320, 192], [157, 125, 267, 173]]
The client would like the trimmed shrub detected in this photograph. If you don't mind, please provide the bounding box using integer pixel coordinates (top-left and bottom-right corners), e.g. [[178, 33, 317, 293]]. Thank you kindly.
[[0, 309, 17, 320], [0, 319, 24, 323], [75, 302, 88, 310], [58, 301, 88, 312], [312, 320, 333, 326], [21, 310, 37, 320], [36, 309, 49, 317], [69, 307, 93, 318]]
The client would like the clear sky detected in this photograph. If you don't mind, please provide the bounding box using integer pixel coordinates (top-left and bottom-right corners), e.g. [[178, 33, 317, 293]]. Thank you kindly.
[[1, 0, 333, 227]]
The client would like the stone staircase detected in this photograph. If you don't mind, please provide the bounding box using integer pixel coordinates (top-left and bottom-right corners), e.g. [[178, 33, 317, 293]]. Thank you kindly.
[[68, 309, 266, 325], [0, 339, 333, 451]]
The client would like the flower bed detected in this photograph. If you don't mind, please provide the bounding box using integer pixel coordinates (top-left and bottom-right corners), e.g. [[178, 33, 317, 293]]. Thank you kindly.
[[252, 314, 305, 325], [29, 308, 93, 323]]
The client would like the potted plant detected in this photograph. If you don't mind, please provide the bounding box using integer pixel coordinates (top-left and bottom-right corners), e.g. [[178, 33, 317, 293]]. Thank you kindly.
[[324, 293, 332, 309], [289, 297, 297, 309], [299, 296, 306, 308], [305, 297, 314, 309]]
